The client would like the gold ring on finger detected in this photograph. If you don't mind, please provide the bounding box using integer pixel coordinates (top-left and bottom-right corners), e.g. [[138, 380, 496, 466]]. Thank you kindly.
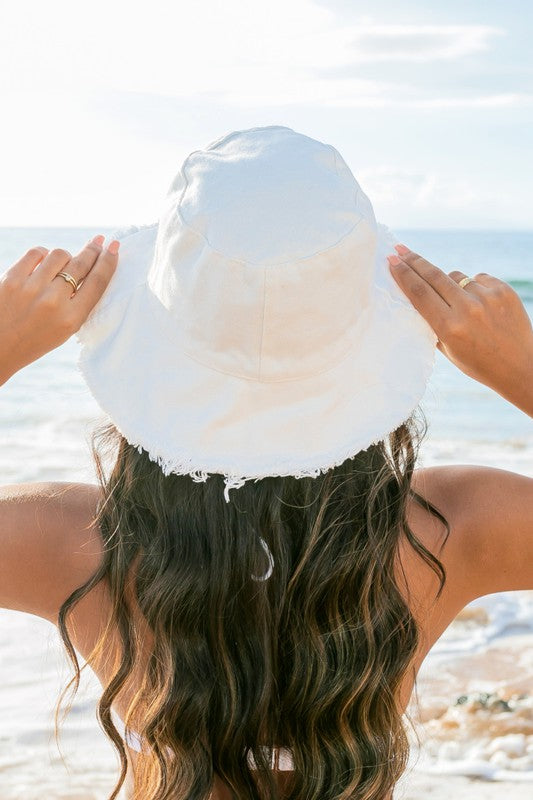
[[458, 276, 476, 289], [56, 270, 81, 294]]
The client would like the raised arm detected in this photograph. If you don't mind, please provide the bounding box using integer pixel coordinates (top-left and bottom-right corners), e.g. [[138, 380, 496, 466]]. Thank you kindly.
[[0, 235, 119, 385], [0, 236, 120, 620], [388, 243, 533, 417], [388, 243, 533, 599]]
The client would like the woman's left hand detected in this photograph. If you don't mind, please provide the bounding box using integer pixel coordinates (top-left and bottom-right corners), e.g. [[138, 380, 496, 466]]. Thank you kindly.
[[0, 234, 120, 385]]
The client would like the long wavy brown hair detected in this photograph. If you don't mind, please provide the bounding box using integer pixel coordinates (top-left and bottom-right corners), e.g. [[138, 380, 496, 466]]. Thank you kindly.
[[54, 406, 449, 800]]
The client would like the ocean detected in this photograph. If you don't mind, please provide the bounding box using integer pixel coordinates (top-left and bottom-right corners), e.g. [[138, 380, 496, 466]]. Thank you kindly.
[[0, 226, 532, 799]]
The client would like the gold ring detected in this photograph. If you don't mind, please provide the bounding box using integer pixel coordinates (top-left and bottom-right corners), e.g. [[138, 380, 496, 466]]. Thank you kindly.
[[458, 276, 475, 289], [56, 270, 81, 294]]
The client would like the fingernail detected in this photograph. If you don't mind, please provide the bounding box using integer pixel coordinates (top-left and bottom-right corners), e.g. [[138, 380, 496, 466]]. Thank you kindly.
[[387, 254, 401, 267], [107, 240, 120, 255], [395, 243, 410, 255], [91, 234, 105, 246]]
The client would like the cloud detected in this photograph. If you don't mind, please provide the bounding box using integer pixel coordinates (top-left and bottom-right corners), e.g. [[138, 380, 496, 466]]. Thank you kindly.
[[212, 84, 531, 110], [410, 93, 532, 108], [0, 2, 514, 110], [357, 166, 464, 208], [345, 24, 504, 63], [357, 165, 520, 228]]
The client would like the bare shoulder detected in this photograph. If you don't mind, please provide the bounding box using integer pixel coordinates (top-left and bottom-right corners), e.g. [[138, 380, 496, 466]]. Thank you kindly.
[[410, 463, 533, 600], [0, 481, 104, 622], [2, 465, 531, 625], [389, 462, 533, 685]]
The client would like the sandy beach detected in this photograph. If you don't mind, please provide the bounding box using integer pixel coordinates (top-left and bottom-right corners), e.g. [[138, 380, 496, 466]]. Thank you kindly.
[[1, 604, 532, 799], [395, 773, 533, 800]]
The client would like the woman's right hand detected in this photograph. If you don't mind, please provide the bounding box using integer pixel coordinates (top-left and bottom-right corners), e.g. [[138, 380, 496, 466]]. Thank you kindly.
[[387, 243, 533, 417]]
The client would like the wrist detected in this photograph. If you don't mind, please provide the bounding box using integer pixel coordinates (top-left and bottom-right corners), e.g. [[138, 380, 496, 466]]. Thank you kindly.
[[0, 339, 22, 387], [0, 367, 15, 386], [498, 337, 533, 417], [0, 357, 18, 387]]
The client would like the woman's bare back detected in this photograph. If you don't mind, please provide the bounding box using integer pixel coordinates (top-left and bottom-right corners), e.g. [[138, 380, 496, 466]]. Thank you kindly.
[[60, 466, 467, 708], [1, 462, 532, 797]]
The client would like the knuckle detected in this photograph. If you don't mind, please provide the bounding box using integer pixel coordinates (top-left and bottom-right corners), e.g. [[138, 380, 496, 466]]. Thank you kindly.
[[448, 270, 464, 281], [60, 312, 78, 334], [90, 272, 108, 294], [410, 280, 427, 299], [26, 246, 47, 260], [389, 259, 407, 275], [443, 318, 466, 340], [466, 300, 485, 321], [410, 254, 427, 269], [425, 264, 443, 283], [66, 255, 81, 272], [50, 247, 72, 261], [102, 249, 118, 265], [492, 280, 515, 298], [86, 241, 103, 256], [41, 292, 61, 311], [20, 277, 39, 297], [1, 270, 21, 291]]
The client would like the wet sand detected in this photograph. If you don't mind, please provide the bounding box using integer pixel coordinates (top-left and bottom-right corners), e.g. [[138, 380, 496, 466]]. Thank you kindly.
[[395, 773, 533, 799]]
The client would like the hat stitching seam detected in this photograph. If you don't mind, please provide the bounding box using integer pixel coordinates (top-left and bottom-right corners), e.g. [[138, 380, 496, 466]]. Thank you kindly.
[[78, 246, 419, 363], [79, 278, 398, 387], [164, 322, 366, 385], [152, 296, 374, 385], [174, 200, 367, 268], [78, 240, 428, 364], [172, 134, 367, 268]]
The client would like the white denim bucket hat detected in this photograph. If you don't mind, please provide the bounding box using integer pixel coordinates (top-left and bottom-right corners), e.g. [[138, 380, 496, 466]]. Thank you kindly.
[[75, 125, 437, 503]]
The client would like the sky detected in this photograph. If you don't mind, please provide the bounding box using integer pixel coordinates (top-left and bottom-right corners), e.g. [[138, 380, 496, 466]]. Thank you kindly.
[[0, 0, 531, 229]]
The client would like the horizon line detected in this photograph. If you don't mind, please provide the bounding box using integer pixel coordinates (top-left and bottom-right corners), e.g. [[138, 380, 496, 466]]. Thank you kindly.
[[1, 225, 532, 233]]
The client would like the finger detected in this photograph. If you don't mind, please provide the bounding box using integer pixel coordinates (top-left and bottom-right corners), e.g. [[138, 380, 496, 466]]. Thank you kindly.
[[445, 269, 502, 302], [4, 246, 49, 280], [51, 237, 105, 296], [446, 269, 483, 297], [448, 270, 469, 284], [69, 241, 120, 323], [393, 244, 473, 306], [387, 254, 450, 340], [33, 235, 105, 286], [31, 246, 73, 286], [450, 269, 511, 293]]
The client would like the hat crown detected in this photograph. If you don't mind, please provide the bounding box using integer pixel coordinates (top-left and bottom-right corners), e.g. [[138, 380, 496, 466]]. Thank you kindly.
[[76, 125, 437, 496], [147, 126, 379, 382]]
